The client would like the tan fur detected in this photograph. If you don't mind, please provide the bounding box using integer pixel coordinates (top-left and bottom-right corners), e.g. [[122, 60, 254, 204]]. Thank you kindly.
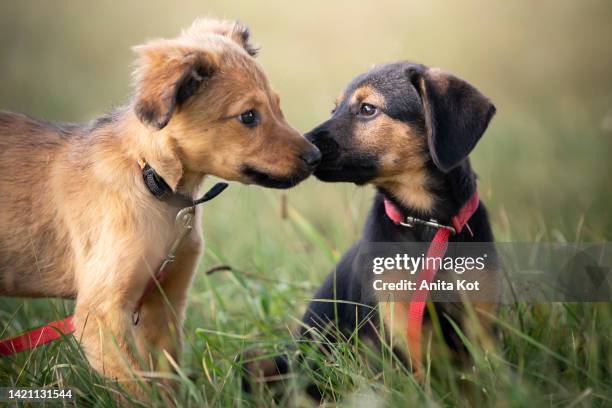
[[379, 300, 498, 376], [350, 85, 387, 109], [346, 85, 434, 211], [0, 18, 314, 394], [379, 301, 410, 350]]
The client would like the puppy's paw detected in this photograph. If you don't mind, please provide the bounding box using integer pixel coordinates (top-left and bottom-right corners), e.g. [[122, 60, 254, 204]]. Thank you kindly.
[[237, 348, 290, 394]]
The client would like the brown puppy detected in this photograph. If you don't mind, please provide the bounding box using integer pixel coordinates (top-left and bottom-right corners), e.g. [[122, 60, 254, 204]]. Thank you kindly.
[[0, 18, 319, 390]]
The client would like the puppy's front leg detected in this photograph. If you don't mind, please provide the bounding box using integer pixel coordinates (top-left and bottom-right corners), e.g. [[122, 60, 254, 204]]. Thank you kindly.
[[134, 234, 202, 373], [72, 244, 156, 394], [73, 293, 142, 391]]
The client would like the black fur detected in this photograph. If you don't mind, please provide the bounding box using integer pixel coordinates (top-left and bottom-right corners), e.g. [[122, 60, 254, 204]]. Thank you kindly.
[[134, 100, 162, 129], [241, 61, 499, 400], [240, 164, 304, 189], [407, 65, 496, 172], [174, 62, 212, 107]]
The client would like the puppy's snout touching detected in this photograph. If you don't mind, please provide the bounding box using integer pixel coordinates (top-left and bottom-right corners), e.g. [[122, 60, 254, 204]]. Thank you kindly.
[[300, 147, 322, 168], [304, 128, 324, 145], [305, 128, 339, 159]]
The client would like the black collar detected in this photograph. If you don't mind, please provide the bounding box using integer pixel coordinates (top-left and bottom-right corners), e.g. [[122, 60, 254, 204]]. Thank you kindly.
[[139, 159, 228, 207]]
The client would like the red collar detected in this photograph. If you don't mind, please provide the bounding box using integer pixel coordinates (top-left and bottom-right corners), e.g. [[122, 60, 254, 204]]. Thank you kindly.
[[383, 190, 479, 236], [381, 190, 480, 375]]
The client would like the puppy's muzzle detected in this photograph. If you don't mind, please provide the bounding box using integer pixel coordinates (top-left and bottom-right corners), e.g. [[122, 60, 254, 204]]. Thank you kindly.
[[305, 129, 340, 161], [299, 147, 322, 168]]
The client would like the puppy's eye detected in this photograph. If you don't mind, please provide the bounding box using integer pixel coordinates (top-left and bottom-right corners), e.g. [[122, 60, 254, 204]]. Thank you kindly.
[[359, 103, 377, 117], [238, 109, 259, 127]]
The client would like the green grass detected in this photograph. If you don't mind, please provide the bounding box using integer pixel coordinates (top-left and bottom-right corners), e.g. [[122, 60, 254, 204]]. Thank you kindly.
[[0, 1, 611, 406], [1, 184, 610, 407]]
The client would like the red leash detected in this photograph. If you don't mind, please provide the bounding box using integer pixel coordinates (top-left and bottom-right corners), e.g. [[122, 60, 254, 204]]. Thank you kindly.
[[1, 263, 177, 357], [0, 272, 167, 357], [383, 191, 479, 371], [1, 244, 181, 357], [0, 316, 74, 356]]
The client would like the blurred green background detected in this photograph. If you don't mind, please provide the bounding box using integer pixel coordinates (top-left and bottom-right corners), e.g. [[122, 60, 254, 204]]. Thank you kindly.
[[0, 0, 610, 243], [0, 2, 611, 405]]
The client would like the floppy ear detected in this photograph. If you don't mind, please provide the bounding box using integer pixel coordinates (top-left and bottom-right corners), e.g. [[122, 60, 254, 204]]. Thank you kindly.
[[408, 67, 496, 172], [132, 41, 219, 129]]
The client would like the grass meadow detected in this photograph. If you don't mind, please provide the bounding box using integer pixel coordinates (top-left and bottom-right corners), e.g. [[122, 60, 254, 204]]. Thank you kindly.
[[1, 1, 611, 406]]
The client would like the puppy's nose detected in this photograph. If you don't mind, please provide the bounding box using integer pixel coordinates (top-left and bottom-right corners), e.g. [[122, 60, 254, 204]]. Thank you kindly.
[[305, 129, 325, 144], [300, 148, 322, 167], [305, 128, 339, 159]]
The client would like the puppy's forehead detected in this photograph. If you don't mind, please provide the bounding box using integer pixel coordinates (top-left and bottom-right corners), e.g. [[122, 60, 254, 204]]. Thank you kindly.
[[342, 62, 424, 122], [222, 51, 269, 89], [344, 64, 409, 99], [341, 85, 385, 108]]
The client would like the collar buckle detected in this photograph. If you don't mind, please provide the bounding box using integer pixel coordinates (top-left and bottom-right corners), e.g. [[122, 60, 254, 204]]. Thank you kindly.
[[400, 216, 457, 235]]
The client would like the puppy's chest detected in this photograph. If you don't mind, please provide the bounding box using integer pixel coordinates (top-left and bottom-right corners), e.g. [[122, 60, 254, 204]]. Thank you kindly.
[[146, 206, 204, 258], [359, 225, 465, 304]]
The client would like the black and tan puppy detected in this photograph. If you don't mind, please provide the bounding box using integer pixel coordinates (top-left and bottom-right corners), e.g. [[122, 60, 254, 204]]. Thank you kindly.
[[0, 18, 319, 393], [243, 61, 500, 397]]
